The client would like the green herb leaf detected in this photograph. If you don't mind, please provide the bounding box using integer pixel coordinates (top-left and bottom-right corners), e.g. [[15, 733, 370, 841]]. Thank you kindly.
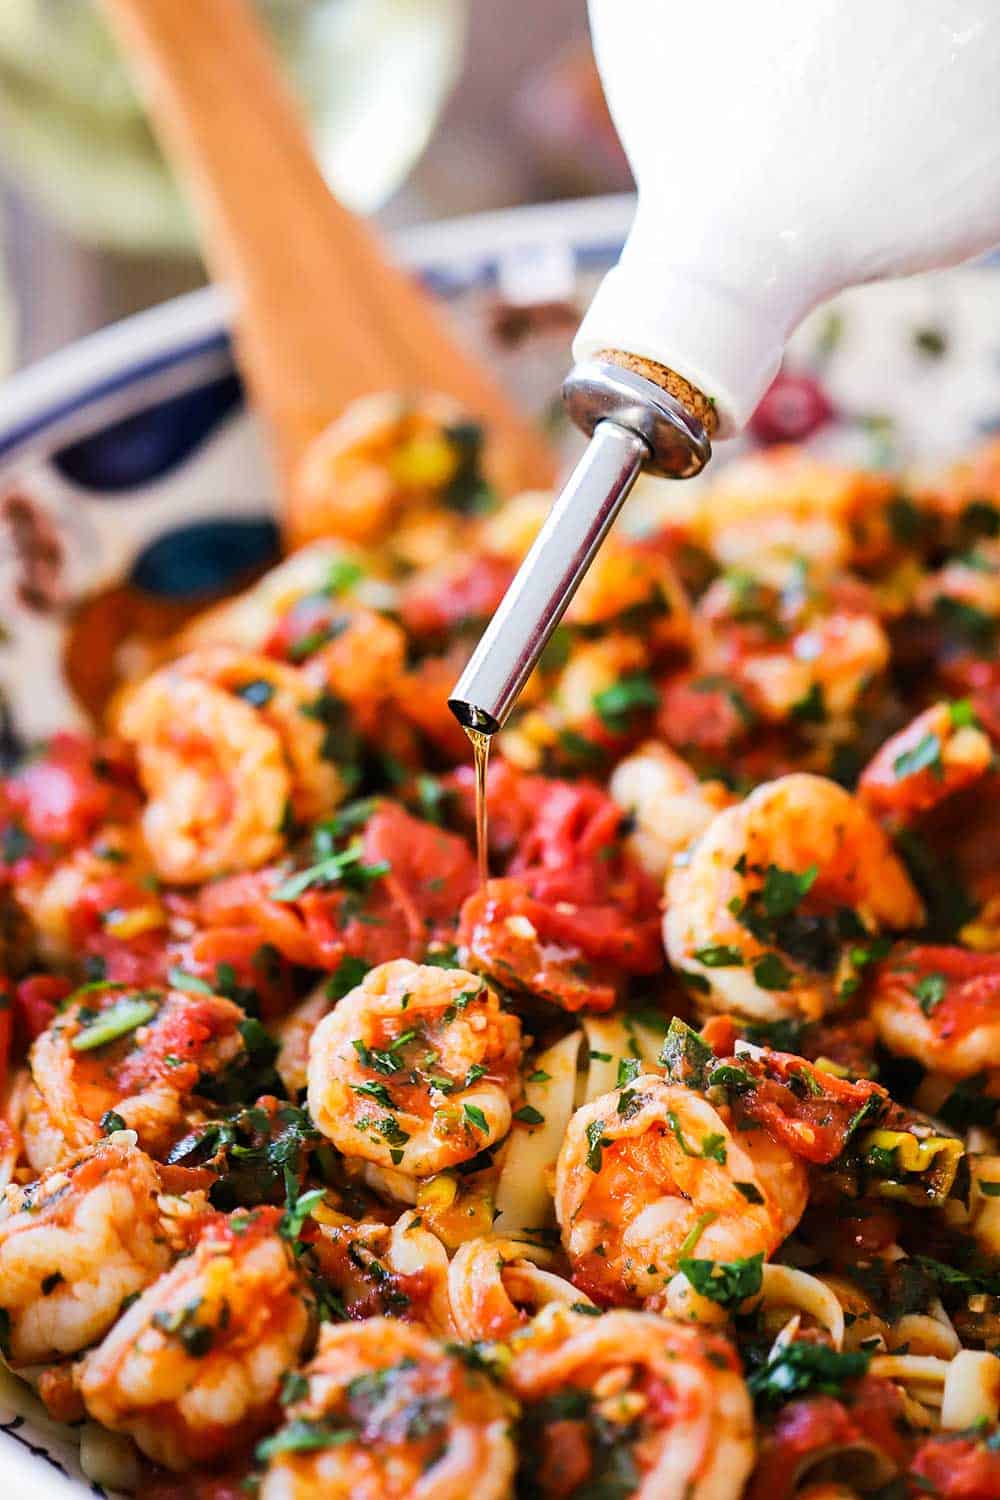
[[256, 1418, 357, 1461], [790, 682, 826, 724], [463, 1103, 489, 1134], [325, 558, 364, 596], [914, 973, 947, 1015], [513, 1105, 545, 1126], [71, 996, 158, 1052], [693, 945, 744, 967], [100, 1110, 127, 1135], [167, 966, 213, 994], [748, 1340, 871, 1411], [279, 1165, 325, 1251], [592, 672, 660, 733], [893, 732, 943, 781], [734, 1180, 765, 1204], [949, 698, 977, 728], [616, 1056, 642, 1088], [585, 1118, 610, 1172], [679, 1252, 763, 1306], [327, 956, 370, 1001], [659, 1017, 713, 1089], [273, 843, 389, 903], [753, 953, 795, 990]]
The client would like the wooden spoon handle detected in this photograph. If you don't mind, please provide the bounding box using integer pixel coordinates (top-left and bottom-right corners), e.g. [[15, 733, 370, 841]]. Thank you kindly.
[[98, 0, 557, 497]]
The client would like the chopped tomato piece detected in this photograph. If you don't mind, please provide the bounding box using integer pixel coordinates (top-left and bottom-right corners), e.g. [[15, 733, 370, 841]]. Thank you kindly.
[[6, 734, 137, 846], [392, 651, 472, 762], [15, 973, 72, 1041], [180, 927, 294, 1020], [459, 878, 621, 1012], [400, 554, 514, 637], [196, 801, 475, 976], [727, 1049, 891, 1163], [114, 990, 243, 1095], [909, 1430, 1000, 1499], [873, 944, 1000, 1041], [362, 800, 477, 929], [859, 703, 992, 824], [657, 671, 752, 755], [748, 1378, 907, 1500]]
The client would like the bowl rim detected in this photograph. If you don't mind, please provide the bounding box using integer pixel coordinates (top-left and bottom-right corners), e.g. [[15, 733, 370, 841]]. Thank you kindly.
[[0, 193, 636, 468]]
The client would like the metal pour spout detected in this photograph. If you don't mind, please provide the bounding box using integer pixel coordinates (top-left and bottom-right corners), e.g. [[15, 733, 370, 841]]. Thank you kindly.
[[448, 356, 714, 736]]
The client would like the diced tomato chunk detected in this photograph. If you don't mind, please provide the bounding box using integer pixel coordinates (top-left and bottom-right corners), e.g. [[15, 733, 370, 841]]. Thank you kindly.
[[15, 973, 72, 1041], [459, 878, 621, 1012], [873, 944, 1000, 1041], [6, 734, 136, 846], [400, 554, 514, 638], [727, 1049, 891, 1163], [909, 1430, 1000, 1499], [748, 1378, 907, 1500], [657, 672, 751, 755]]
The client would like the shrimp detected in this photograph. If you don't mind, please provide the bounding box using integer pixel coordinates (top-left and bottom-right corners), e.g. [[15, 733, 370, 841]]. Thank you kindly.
[[78, 1204, 312, 1471], [736, 611, 889, 727], [871, 946, 1000, 1079], [116, 647, 343, 884], [500, 635, 652, 772], [692, 448, 897, 578], [24, 982, 246, 1171], [609, 740, 733, 882], [302, 607, 407, 711], [858, 702, 994, 826], [308, 959, 522, 1179], [665, 774, 924, 1022], [565, 535, 692, 651], [447, 1237, 587, 1342], [0, 1135, 170, 1365], [510, 1303, 754, 1500], [258, 1317, 516, 1500], [19, 821, 165, 967], [555, 1077, 807, 1304], [919, 540, 1000, 629], [179, 541, 383, 653], [693, 570, 890, 729], [289, 392, 483, 548]]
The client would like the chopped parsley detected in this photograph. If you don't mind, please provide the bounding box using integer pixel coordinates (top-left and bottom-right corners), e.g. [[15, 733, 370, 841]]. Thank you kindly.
[[71, 995, 158, 1052], [893, 732, 943, 781], [273, 843, 389, 903], [914, 973, 947, 1015], [463, 1103, 489, 1134], [679, 1252, 763, 1307], [256, 1419, 356, 1460], [748, 1340, 871, 1411], [585, 1118, 611, 1172], [327, 956, 371, 1000], [513, 1105, 545, 1125], [659, 1018, 713, 1089], [592, 673, 660, 733]]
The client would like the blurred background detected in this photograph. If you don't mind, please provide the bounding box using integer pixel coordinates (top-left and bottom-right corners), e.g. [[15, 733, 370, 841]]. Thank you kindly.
[[0, 0, 631, 372]]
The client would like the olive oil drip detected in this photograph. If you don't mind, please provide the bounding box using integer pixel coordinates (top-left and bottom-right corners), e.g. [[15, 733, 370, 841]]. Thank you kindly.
[[465, 726, 491, 888]]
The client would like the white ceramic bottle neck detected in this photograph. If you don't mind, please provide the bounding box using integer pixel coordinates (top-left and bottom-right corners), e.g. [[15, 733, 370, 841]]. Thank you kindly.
[[575, 0, 1000, 437]]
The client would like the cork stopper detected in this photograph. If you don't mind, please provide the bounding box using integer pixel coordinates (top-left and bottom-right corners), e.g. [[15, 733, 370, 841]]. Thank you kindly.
[[595, 349, 718, 438]]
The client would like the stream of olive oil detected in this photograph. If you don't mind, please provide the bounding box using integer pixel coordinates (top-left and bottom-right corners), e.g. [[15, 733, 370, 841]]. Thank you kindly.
[[465, 727, 491, 887]]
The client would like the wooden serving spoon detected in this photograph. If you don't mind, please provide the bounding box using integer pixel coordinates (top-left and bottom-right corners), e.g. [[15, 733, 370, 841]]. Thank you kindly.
[[97, 0, 557, 534]]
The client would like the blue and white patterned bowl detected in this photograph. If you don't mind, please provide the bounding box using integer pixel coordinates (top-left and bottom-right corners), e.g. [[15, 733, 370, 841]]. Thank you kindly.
[[0, 194, 999, 1494]]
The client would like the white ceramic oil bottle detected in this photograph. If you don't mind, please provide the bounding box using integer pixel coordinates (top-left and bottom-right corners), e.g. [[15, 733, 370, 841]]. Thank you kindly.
[[575, 0, 1000, 437]]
